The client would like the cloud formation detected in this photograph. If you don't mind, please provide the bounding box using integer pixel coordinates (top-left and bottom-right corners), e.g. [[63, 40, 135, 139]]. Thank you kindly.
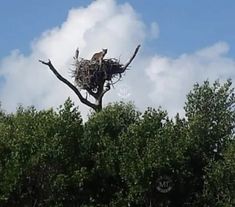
[[146, 42, 235, 116], [0, 0, 147, 118], [1, 0, 235, 119]]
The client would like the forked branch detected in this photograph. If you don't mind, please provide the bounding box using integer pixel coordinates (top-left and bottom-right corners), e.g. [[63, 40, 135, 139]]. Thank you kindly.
[[39, 60, 98, 111], [39, 44, 140, 112]]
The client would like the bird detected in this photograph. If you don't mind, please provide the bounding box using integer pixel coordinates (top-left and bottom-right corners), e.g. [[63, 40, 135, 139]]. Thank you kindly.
[[91, 48, 107, 65]]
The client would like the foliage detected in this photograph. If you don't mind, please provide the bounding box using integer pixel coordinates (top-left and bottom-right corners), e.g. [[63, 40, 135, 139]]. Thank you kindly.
[[203, 142, 235, 206], [0, 81, 235, 206]]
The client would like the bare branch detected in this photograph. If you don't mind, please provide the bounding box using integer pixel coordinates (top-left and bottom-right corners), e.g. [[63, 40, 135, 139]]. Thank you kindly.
[[39, 59, 98, 111], [123, 44, 141, 71], [39, 45, 140, 112], [74, 48, 79, 59]]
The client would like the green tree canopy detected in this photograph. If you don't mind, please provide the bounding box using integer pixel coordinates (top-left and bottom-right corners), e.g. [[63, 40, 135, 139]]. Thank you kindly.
[[0, 80, 234, 206]]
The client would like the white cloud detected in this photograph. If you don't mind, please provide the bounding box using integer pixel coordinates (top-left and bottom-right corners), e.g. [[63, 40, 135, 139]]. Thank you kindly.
[[146, 42, 235, 116], [0, 0, 149, 118], [1, 0, 235, 119]]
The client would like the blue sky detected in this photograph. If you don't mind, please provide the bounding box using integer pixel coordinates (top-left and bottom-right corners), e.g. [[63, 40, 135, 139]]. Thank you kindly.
[[1, 0, 235, 58], [1, 0, 235, 117]]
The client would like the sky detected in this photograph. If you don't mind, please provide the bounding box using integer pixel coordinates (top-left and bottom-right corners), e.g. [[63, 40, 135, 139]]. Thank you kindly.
[[1, 0, 235, 118]]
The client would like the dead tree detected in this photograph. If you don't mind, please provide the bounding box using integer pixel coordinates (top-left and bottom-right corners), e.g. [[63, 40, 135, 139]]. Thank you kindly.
[[39, 45, 140, 112]]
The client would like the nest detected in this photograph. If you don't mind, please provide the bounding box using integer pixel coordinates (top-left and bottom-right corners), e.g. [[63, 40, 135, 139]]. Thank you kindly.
[[71, 58, 124, 92]]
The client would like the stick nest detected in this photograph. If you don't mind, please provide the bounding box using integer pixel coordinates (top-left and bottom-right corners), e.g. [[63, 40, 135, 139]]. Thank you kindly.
[[71, 58, 124, 91]]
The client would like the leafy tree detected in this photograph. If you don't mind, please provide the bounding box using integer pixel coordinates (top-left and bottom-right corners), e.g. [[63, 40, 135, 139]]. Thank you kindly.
[[0, 99, 83, 206], [184, 80, 235, 205], [185, 80, 235, 160], [118, 108, 189, 206], [0, 80, 234, 206], [79, 102, 140, 206], [203, 141, 235, 206]]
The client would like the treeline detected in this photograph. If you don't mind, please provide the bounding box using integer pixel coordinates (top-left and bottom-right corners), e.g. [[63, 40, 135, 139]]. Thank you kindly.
[[0, 80, 234, 206]]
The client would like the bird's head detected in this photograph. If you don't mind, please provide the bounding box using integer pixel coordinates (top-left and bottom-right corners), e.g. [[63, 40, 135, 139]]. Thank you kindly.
[[102, 48, 108, 54]]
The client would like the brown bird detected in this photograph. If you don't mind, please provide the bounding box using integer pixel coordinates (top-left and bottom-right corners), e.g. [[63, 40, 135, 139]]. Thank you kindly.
[[91, 49, 107, 65]]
